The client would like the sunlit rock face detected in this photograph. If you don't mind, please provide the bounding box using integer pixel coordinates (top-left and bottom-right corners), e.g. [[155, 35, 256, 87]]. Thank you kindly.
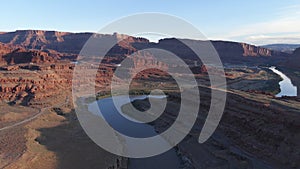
[[0, 30, 296, 103]]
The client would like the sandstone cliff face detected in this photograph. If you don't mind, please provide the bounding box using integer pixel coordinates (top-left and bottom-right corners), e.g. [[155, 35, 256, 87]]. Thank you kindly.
[[0, 30, 149, 56], [0, 61, 118, 106], [0, 30, 91, 54], [0, 43, 14, 56], [0, 30, 294, 104], [0, 46, 58, 66], [207, 40, 285, 64], [148, 39, 288, 66], [241, 43, 272, 56], [0, 43, 21, 65], [0, 30, 288, 66], [4, 48, 57, 64], [0, 63, 73, 105]]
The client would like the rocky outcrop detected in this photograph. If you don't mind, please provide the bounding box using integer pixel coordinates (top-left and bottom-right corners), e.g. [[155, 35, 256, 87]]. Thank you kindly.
[[0, 61, 118, 106], [0, 43, 15, 65], [0, 70, 69, 105], [0, 30, 149, 56], [0, 30, 90, 54], [4, 48, 57, 64], [206, 40, 285, 64], [0, 43, 14, 56], [141, 38, 288, 66], [241, 43, 272, 56], [0, 42, 60, 66]]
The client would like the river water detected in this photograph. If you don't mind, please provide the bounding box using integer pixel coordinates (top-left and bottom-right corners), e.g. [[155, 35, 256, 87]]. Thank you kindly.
[[87, 95, 181, 169], [269, 66, 297, 97]]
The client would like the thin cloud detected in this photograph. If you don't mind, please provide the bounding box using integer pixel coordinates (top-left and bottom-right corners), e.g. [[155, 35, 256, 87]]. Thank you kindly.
[[245, 34, 300, 45], [214, 5, 300, 45]]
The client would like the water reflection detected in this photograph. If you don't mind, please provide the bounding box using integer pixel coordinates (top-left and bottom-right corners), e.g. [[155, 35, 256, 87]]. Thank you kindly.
[[269, 66, 297, 97]]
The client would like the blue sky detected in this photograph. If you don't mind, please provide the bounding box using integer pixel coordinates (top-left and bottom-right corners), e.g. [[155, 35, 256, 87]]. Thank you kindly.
[[1, 0, 300, 45]]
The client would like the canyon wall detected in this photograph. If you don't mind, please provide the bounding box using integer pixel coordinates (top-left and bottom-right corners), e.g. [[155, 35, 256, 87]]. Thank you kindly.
[[0, 30, 295, 104], [0, 30, 288, 63]]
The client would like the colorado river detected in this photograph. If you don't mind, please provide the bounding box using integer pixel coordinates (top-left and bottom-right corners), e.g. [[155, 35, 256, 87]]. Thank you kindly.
[[87, 95, 181, 169], [269, 66, 297, 97]]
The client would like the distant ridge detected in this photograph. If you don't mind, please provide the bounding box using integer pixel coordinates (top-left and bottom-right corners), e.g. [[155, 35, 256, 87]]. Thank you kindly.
[[0, 30, 290, 65], [262, 44, 300, 54]]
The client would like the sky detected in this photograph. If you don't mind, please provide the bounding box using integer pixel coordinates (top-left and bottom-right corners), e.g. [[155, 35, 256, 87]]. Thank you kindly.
[[1, 0, 300, 45]]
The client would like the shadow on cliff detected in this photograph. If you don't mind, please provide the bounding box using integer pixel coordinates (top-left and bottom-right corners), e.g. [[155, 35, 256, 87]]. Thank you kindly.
[[34, 88, 300, 169], [173, 86, 300, 169], [35, 109, 124, 169]]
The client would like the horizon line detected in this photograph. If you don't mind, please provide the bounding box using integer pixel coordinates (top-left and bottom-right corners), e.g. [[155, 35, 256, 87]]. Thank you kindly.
[[0, 29, 300, 46]]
